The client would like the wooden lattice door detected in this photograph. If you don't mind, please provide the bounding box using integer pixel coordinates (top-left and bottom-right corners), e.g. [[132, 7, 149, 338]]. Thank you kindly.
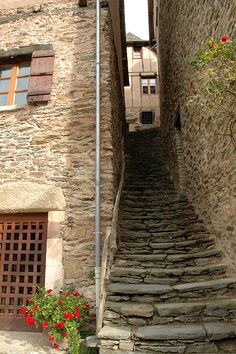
[[0, 213, 47, 331]]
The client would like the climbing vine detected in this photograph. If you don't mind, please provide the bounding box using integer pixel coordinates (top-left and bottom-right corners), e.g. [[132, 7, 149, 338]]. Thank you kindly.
[[187, 34, 236, 148]]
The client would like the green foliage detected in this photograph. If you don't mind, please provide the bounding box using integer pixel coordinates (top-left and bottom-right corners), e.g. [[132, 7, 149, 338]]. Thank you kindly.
[[187, 34, 236, 148], [20, 288, 90, 353], [140, 271, 151, 279]]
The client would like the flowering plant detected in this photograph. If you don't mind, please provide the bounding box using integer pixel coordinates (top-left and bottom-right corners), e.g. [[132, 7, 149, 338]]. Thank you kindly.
[[20, 288, 90, 353], [187, 34, 236, 148]]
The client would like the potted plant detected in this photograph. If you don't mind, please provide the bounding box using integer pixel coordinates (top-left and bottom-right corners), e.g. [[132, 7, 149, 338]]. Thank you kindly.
[[20, 288, 90, 353]]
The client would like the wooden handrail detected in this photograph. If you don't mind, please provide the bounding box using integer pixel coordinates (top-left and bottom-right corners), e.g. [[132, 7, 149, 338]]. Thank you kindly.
[[96, 161, 125, 332]]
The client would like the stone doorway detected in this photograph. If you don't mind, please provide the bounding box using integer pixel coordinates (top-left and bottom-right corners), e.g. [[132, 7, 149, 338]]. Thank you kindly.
[[0, 213, 48, 331]]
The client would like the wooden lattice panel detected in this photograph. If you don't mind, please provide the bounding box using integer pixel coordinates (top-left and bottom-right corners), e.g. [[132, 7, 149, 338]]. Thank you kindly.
[[0, 213, 47, 330]]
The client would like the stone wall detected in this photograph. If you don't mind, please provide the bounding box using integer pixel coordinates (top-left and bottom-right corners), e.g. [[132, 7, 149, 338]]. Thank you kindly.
[[0, 0, 125, 301], [158, 0, 236, 271]]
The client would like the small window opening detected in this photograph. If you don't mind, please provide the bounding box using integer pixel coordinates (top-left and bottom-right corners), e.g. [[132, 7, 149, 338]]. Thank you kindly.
[[141, 111, 154, 125], [133, 47, 141, 59]]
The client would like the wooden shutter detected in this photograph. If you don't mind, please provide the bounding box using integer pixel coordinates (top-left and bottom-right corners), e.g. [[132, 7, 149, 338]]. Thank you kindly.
[[27, 50, 55, 103]]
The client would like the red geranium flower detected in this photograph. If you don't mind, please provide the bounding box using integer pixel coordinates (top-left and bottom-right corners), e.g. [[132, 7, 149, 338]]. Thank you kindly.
[[221, 35, 229, 42], [20, 307, 26, 316], [63, 332, 68, 337], [74, 311, 81, 318], [84, 303, 90, 309], [47, 289, 53, 294], [64, 312, 73, 319], [42, 321, 49, 327], [57, 300, 62, 305], [73, 291, 79, 297], [65, 291, 70, 297], [26, 297, 30, 302], [26, 316, 35, 326], [48, 335, 55, 341], [56, 322, 65, 329], [53, 343, 59, 349], [33, 305, 39, 310]]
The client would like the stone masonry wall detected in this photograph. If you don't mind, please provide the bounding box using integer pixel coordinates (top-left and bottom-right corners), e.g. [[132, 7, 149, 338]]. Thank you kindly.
[[158, 0, 236, 271], [0, 0, 125, 302]]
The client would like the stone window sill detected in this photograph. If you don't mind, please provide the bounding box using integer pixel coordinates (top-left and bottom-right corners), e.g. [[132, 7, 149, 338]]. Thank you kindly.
[[0, 105, 27, 112]]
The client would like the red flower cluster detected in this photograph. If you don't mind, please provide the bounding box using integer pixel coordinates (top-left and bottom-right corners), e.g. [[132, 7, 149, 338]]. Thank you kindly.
[[25, 315, 35, 326], [221, 35, 229, 42], [19, 288, 90, 352], [56, 321, 65, 329], [64, 312, 73, 319], [74, 306, 81, 318]]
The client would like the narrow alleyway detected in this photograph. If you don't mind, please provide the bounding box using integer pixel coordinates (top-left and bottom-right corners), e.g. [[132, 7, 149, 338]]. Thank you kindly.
[[98, 129, 236, 353]]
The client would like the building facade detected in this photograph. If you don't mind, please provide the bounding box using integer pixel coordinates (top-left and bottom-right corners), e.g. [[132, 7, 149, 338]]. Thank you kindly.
[[149, 0, 236, 272], [0, 0, 127, 330], [125, 33, 160, 131]]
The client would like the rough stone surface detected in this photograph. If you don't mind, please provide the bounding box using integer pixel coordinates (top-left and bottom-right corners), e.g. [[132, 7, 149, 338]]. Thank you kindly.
[[204, 322, 235, 340], [107, 302, 154, 317], [157, 0, 236, 273], [0, 331, 65, 353], [97, 326, 131, 340], [0, 0, 125, 299], [135, 324, 206, 340], [99, 130, 236, 352]]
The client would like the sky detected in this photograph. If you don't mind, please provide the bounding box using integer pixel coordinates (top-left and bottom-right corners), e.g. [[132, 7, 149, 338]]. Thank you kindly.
[[124, 0, 149, 40]]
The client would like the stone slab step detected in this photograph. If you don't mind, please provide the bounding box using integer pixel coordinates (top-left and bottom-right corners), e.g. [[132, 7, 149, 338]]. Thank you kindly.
[[118, 236, 215, 253], [98, 322, 236, 341], [106, 302, 154, 318], [110, 263, 227, 278], [156, 297, 236, 318], [120, 229, 210, 241], [135, 322, 236, 341], [115, 249, 221, 264], [107, 278, 236, 297]]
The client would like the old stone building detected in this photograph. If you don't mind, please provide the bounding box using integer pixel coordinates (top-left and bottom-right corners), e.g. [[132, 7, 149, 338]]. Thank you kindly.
[[125, 32, 160, 131], [0, 0, 128, 331], [149, 0, 236, 272]]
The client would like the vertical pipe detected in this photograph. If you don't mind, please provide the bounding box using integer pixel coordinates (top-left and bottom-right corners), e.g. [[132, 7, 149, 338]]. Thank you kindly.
[[95, 0, 101, 327]]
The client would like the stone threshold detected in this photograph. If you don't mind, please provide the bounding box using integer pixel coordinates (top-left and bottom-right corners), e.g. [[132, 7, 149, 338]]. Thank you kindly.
[[0, 331, 66, 354]]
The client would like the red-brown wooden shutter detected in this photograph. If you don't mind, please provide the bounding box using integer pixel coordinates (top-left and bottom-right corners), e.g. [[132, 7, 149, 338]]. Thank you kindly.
[[27, 50, 55, 103]]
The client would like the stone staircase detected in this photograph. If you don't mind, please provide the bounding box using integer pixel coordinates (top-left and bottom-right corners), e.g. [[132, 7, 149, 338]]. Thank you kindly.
[[98, 129, 236, 353]]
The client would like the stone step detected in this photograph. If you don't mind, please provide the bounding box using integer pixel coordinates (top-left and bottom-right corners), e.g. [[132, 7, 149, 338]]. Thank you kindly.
[[156, 297, 236, 319], [118, 236, 215, 254], [98, 321, 236, 343], [104, 297, 236, 326], [110, 264, 227, 284], [115, 249, 222, 265], [110, 263, 227, 278], [119, 230, 211, 242], [107, 278, 236, 300]]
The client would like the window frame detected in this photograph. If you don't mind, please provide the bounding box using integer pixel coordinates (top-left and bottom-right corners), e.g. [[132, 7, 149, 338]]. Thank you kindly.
[[141, 77, 157, 95], [0, 61, 31, 106], [141, 111, 155, 125], [133, 46, 142, 59]]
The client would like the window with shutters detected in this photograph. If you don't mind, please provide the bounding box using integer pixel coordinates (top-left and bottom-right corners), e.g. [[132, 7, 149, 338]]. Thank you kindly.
[[0, 49, 55, 106]]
